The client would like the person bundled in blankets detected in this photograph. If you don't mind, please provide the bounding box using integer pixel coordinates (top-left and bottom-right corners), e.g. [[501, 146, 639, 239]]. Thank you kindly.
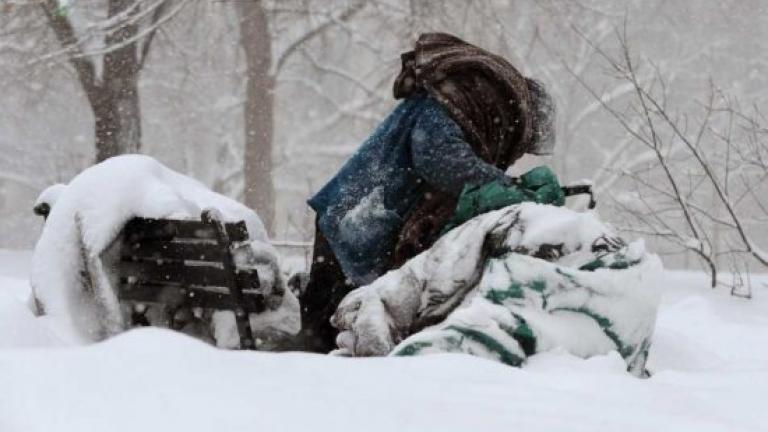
[[331, 204, 663, 377], [302, 32, 663, 373], [301, 32, 557, 352]]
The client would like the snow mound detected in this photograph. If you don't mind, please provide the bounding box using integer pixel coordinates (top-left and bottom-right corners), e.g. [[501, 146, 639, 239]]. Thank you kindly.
[[0, 321, 765, 432], [33, 183, 66, 215], [1, 250, 767, 431], [29, 155, 297, 344]]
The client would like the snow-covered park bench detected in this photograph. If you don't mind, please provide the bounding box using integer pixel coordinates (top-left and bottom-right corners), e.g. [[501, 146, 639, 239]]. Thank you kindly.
[[118, 210, 263, 349], [30, 156, 299, 348]]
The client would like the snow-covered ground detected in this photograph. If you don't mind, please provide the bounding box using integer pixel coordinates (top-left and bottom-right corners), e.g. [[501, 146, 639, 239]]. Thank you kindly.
[[1, 248, 767, 432]]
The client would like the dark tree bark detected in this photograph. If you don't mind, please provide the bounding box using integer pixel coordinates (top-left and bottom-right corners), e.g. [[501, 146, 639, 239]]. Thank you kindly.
[[41, 0, 165, 163], [96, 0, 142, 161], [233, 1, 365, 236], [236, 0, 276, 235]]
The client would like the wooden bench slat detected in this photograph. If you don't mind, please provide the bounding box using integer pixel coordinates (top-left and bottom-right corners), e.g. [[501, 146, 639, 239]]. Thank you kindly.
[[119, 282, 266, 313], [123, 218, 249, 243], [118, 260, 260, 290], [117, 213, 261, 349], [122, 240, 225, 262], [225, 221, 249, 243]]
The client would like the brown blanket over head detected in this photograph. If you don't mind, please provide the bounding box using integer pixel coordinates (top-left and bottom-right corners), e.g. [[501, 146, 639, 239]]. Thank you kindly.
[[391, 33, 537, 268]]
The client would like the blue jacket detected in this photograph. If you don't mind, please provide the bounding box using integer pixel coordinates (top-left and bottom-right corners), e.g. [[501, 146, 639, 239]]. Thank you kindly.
[[308, 95, 511, 285]]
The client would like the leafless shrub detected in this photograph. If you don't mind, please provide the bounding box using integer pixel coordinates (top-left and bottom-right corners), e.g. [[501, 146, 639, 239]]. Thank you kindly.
[[574, 22, 767, 293]]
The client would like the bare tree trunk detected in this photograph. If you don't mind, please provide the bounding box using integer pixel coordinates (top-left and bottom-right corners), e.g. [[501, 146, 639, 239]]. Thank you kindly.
[[41, 0, 168, 163], [237, 0, 276, 235], [96, 0, 142, 162]]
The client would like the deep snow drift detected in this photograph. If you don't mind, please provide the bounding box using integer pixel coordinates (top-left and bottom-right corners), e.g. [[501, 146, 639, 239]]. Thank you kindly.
[[1, 249, 767, 432]]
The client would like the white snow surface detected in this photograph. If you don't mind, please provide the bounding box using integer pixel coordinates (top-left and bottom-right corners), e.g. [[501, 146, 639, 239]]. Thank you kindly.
[[33, 183, 66, 210], [28, 155, 287, 343], [1, 249, 767, 431]]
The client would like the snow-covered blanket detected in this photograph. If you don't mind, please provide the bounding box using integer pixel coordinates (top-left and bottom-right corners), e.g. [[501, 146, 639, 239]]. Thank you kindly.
[[332, 203, 663, 376], [30, 155, 299, 347]]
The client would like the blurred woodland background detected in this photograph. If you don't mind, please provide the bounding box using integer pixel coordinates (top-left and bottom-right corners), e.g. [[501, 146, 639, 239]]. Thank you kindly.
[[1, 0, 766, 292]]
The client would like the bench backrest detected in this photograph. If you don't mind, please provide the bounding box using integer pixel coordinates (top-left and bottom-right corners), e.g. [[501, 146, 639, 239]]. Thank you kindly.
[[117, 210, 261, 349]]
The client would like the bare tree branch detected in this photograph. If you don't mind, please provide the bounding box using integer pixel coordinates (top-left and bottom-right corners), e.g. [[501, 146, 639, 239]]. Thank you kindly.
[[39, 0, 100, 104]]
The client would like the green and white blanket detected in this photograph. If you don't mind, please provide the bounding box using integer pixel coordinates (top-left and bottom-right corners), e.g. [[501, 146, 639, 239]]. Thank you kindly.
[[332, 203, 663, 376]]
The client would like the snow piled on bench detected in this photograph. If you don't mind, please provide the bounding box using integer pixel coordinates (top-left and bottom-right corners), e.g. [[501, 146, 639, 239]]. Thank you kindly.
[[29, 155, 287, 343]]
